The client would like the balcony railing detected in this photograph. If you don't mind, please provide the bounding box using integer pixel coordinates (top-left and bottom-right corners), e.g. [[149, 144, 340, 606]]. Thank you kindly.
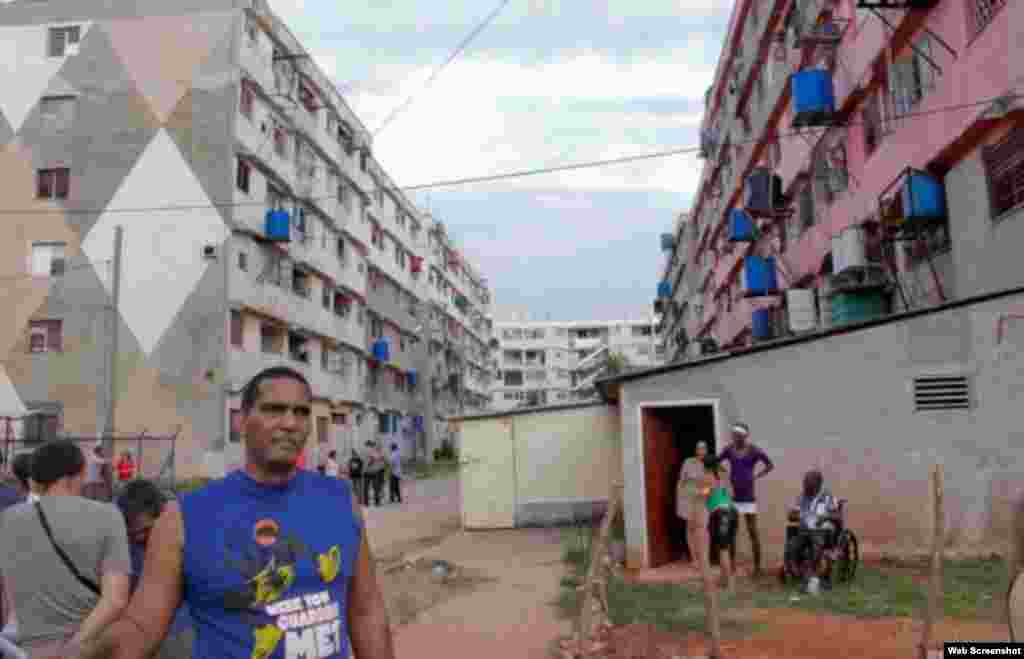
[[229, 349, 361, 403]]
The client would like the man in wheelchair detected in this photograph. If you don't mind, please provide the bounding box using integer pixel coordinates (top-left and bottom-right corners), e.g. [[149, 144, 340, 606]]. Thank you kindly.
[[785, 469, 840, 592]]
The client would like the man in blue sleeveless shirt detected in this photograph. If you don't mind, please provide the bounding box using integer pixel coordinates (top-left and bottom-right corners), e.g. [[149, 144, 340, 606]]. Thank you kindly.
[[62, 366, 395, 659]]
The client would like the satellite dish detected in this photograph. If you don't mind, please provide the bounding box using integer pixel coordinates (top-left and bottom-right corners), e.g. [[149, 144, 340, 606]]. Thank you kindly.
[[1010, 571, 1024, 641]]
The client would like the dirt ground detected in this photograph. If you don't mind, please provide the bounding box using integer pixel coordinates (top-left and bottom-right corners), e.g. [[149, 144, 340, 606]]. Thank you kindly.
[[600, 558, 1010, 659], [380, 557, 496, 626]]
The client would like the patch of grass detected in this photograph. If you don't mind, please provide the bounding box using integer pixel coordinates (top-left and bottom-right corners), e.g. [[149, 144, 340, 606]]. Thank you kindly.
[[747, 567, 924, 618], [410, 459, 460, 480], [941, 557, 1007, 619]]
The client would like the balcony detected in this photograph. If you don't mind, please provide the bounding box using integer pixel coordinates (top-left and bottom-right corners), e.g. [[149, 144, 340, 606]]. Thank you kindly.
[[364, 371, 414, 411], [229, 348, 361, 404], [570, 335, 605, 351], [287, 233, 365, 300]]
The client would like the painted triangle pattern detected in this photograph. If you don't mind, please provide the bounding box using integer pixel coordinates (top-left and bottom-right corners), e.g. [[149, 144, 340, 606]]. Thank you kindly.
[[82, 128, 229, 356], [0, 22, 93, 135], [103, 14, 232, 124], [0, 365, 27, 417]]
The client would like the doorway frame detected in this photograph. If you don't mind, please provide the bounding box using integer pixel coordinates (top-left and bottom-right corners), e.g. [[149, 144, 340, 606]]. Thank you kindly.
[[637, 398, 722, 568]]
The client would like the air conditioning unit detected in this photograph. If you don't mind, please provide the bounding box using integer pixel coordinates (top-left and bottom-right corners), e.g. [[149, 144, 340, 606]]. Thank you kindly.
[[202, 245, 217, 259]]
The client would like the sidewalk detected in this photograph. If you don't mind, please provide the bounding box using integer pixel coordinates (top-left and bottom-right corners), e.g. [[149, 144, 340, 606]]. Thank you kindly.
[[393, 527, 570, 659]]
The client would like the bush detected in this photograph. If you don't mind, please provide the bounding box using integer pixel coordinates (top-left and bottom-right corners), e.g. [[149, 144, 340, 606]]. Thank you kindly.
[[433, 440, 457, 462]]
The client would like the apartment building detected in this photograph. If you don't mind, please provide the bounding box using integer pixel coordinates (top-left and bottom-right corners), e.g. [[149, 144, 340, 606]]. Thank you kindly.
[[0, 0, 492, 478], [492, 320, 663, 411], [657, 0, 1020, 361]]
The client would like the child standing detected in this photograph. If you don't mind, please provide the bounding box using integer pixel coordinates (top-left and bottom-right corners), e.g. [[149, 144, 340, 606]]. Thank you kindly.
[[701, 455, 738, 590]]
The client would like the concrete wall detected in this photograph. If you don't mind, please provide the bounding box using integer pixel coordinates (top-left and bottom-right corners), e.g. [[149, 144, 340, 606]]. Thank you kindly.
[[620, 290, 1024, 569], [458, 403, 623, 528]]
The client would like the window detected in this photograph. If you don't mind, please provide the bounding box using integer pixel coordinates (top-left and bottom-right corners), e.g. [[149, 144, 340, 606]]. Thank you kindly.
[[236, 158, 251, 193], [797, 181, 815, 231], [862, 93, 882, 156], [983, 125, 1024, 219], [230, 310, 243, 347], [31, 242, 66, 276], [238, 251, 248, 271], [260, 323, 283, 353], [240, 80, 255, 118], [299, 82, 319, 114], [28, 319, 62, 353], [48, 26, 81, 57], [272, 122, 287, 157], [395, 245, 406, 269], [889, 36, 936, 118], [370, 317, 383, 338], [37, 168, 70, 199], [39, 95, 76, 131], [288, 332, 310, 363], [968, 0, 1007, 39], [326, 114, 338, 134], [338, 184, 352, 213]]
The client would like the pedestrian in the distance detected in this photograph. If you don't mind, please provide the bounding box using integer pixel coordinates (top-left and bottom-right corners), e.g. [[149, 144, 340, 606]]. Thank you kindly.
[[324, 450, 340, 478], [717, 422, 774, 578], [388, 444, 402, 504], [364, 442, 386, 507], [83, 445, 109, 501], [348, 449, 366, 505], [115, 451, 136, 490]]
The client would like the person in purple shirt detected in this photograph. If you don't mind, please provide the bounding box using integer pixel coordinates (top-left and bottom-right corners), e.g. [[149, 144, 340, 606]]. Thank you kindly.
[[718, 422, 774, 578]]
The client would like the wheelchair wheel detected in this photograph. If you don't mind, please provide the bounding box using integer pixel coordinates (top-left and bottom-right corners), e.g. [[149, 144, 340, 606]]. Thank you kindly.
[[833, 529, 859, 583]]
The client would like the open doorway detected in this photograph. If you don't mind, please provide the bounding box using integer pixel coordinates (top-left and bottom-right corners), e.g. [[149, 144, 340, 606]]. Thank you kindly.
[[640, 401, 718, 568]]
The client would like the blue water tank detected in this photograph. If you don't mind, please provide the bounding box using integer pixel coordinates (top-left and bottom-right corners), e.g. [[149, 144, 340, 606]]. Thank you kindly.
[[751, 308, 773, 340], [408, 369, 418, 387], [900, 171, 947, 223], [729, 209, 756, 242], [745, 168, 784, 217], [791, 69, 836, 124], [660, 233, 675, 250], [372, 338, 390, 362], [657, 280, 672, 298], [744, 256, 778, 296], [265, 209, 291, 242]]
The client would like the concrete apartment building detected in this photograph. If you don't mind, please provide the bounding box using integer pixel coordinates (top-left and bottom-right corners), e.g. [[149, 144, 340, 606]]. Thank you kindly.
[[0, 0, 493, 479], [491, 319, 663, 411], [656, 0, 1019, 360]]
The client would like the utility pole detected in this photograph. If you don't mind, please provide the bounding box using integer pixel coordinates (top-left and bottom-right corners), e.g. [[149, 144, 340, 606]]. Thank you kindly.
[[103, 226, 124, 453], [418, 302, 436, 464]]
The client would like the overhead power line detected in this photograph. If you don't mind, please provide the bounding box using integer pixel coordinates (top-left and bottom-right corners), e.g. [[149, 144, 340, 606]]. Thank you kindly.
[[372, 0, 513, 136], [0, 94, 1015, 217]]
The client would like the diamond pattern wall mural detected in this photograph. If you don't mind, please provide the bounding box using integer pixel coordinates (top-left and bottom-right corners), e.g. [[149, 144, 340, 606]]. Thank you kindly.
[[104, 14, 233, 124], [82, 128, 229, 357], [0, 366, 27, 418], [0, 22, 93, 136]]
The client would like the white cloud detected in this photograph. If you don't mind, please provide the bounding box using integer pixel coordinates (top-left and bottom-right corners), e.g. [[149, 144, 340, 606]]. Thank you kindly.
[[311, 49, 715, 196]]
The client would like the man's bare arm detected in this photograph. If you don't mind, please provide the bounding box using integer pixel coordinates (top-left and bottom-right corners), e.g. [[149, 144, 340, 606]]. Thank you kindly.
[[69, 571, 131, 647], [71, 501, 186, 659], [347, 501, 395, 659]]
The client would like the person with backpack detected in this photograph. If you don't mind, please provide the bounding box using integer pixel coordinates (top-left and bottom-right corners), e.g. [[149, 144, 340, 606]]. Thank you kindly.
[[348, 449, 366, 505]]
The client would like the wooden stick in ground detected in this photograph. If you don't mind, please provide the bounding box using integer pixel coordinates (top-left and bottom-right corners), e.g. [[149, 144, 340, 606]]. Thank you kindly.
[[574, 482, 622, 657], [694, 495, 723, 658], [918, 464, 944, 659]]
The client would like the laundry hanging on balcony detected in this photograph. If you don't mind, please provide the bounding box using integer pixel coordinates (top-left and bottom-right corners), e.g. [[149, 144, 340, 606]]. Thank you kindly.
[[407, 369, 418, 387], [410, 256, 424, 273], [265, 209, 291, 242]]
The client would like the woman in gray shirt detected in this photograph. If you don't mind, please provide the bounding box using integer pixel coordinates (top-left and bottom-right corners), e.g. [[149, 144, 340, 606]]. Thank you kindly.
[[0, 441, 131, 657]]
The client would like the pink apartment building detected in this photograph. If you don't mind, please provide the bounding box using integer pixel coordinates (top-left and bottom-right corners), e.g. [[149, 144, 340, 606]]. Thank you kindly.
[[658, 0, 1019, 358]]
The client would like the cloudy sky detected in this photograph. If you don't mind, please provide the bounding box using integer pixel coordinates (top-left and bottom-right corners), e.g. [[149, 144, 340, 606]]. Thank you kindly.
[[271, 0, 731, 322]]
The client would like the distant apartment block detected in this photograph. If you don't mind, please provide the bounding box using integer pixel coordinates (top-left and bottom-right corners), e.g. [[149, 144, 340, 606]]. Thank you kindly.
[[0, 0, 493, 477], [491, 320, 663, 410]]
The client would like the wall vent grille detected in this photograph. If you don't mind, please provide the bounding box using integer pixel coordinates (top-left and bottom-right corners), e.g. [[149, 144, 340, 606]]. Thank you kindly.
[[913, 375, 971, 412]]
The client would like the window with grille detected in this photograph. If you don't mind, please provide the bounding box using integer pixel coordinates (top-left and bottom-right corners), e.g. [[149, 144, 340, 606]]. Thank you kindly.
[[28, 319, 62, 353], [889, 35, 936, 118], [31, 242, 66, 276], [798, 181, 815, 231], [983, 125, 1024, 219], [48, 26, 81, 57], [240, 80, 255, 118], [37, 168, 70, 199], [236, 159, 251, 193], [913, 375, 970, 411], [862, 94, 882, 156], [968, 0, 1006, 39], [230, 311, 243, 347]]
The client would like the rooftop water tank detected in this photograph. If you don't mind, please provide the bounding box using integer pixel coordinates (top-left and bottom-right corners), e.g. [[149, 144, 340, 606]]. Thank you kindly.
[[786, 289, 817, 333], [752, 308, 773, 341], [657, 280, 672, 298], [729, 208, 756, 242], [743, 256, 778, 297], [372, 338, 390, 362], [745, 168, 785, 217], [831, 290, 888, 326], [791, 69, 836, 128], [265, 209, 291, 242], [900, 170, 947, 224], [661, 233, 675, 250]]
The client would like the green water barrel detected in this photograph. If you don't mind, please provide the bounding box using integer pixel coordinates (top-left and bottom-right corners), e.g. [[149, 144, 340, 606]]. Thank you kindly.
[[831, 291, 887, 326]]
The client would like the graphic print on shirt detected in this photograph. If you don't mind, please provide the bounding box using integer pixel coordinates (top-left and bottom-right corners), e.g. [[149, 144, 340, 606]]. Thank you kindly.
[[220, 518, 346, 659]]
